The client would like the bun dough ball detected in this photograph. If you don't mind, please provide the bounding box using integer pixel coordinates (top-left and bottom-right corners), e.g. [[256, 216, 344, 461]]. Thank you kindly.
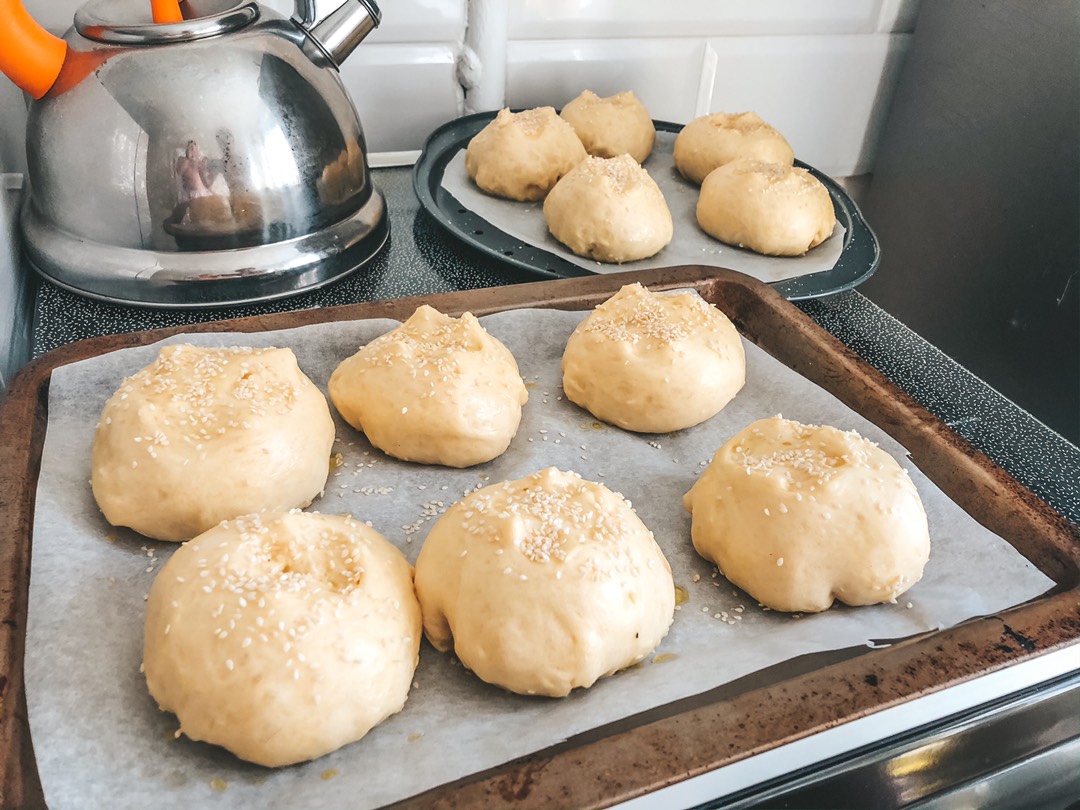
[[683, 417, 931, 613], [559, 89, 656, 163], [562, 283, 745, 433], [328, 305, 528, 467], [674, 111, 794, 185], [543, 155, 673, 263], [415, 468, 675, 697], [91, 345, 335, 542], [465, 107, 588, 201], [144, 511, 421, 767], [697, 158, 836, 256]]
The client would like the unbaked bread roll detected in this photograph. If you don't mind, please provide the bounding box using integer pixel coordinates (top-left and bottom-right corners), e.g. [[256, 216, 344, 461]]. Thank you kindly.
[[562, 283, 745, 433], [414, 467, 675, 697], [543, 155, 673, 263], [673, 111, 794, 185], [144, 511, 421, 767], [328, 305, 528, 467], [683, 416, 931, 613], [91, 344, 335, 542], [465, 107, 588, 201], [696, 158, 836, 256], [559, 90, 656, 163]]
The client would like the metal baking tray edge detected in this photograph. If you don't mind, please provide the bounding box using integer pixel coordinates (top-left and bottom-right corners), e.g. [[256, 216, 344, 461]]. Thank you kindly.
[[1, 265, 1077, 809]]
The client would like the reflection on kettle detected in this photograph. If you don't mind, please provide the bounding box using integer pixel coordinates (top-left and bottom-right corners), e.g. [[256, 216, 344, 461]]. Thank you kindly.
[[166, 137, 266, 250], [174, 140, 219, 212]]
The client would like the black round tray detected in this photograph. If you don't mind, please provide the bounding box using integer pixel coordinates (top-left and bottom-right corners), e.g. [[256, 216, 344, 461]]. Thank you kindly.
[[413, 111, 880, 299]]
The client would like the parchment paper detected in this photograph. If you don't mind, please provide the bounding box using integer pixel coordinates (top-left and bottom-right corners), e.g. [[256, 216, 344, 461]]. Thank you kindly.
[[441, 130, 846, 282], [26, 307, 1052, 809]]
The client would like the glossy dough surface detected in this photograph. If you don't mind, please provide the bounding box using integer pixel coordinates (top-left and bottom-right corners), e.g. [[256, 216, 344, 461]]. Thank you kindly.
[[696, 158, 836, 256], [673, 111, 795, 185], [465, 107, 587, 201], [562, 283, 745, 433], [143, 511, 422, 767], [328, 305, 528, 467], [91, 344, 335, 542], [543, 155, 673, 263], [683, 417, 931, 613], [414, 468, 675, 697], [559, 89, 656, 163]]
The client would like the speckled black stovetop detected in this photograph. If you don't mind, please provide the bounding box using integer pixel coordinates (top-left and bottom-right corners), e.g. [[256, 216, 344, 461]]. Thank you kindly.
[[30, 166, 1080, 525]]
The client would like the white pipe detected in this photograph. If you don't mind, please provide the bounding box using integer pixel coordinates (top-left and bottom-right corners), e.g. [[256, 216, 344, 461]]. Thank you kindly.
[[458, 0, 508, 114]]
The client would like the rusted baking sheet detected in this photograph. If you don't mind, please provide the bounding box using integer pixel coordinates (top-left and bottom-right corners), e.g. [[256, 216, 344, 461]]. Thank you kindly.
[[1, 265, 1077, 809]]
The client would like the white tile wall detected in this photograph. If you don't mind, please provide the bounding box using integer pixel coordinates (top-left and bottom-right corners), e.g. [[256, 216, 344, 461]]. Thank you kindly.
[[504, 33, 910, 177], [0, 182, 32, 395], [705, 34, 912, 177], [339, 44, 463, 152], [505, 39, 709, 124], [16, 0, 79, 33], [507, 0, 922, 39], [876, 0, 922, 33], [0, 81, 28, 177]]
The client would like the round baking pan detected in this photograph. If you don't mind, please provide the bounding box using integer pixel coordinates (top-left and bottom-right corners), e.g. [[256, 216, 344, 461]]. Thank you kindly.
[[413, 111, 880, 300]]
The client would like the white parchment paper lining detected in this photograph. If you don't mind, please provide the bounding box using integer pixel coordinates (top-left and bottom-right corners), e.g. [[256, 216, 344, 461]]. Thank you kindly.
[[440, 130, 845, 282], [27, 307, 1052, 809]]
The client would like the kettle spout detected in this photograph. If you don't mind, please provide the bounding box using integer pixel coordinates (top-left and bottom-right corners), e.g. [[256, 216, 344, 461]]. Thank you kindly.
[[0, 0, 67, 99], [292, 0, 381, 67]]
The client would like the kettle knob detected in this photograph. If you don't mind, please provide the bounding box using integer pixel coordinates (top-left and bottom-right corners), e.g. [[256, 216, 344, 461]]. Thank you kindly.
[[292, 0, 381, 66]]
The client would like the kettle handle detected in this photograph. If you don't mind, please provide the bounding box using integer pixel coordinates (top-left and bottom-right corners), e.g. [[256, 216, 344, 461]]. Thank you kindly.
[[0, 0, 67, 99]]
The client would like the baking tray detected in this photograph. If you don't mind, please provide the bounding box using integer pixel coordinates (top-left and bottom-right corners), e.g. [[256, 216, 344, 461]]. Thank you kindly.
[[413, 112, 881, 300], [1, 265, 1077, 808]]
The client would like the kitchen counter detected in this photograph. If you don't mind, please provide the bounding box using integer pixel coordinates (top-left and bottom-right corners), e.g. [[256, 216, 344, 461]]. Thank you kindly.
[[30, 164, 1080, 524], [23, 164, 1080, 809]]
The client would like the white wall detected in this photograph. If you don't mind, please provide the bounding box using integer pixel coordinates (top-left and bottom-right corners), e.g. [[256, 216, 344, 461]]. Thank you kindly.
[[0, 178, 32, 395]]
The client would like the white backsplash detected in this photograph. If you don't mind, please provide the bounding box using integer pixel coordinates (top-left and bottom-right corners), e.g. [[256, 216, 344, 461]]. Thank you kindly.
[[0, 180, 32, 394]]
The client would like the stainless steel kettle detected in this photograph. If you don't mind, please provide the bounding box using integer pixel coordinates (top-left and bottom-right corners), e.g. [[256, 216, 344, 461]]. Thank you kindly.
[[1, 0, 387, 307]]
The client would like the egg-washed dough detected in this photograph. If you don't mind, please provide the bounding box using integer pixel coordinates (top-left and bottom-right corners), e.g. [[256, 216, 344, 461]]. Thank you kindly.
[[543, 154, 673, 263], [673, 111, 794, 185], [559, 89, 656, 163], [697, 158, 836, 256], [683, 416, 931, 613], [144, 511, 422, 767], [91, 344, 335, 542], [414, 467, 675, 697], [465, 107, 588, 201], [561, 283, 745, 433], [328, 305, 528, 467]]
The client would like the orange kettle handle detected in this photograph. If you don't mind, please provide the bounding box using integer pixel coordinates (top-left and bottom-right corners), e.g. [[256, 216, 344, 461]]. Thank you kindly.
[[151, 0, 184, 23], [0, 0, 67, 99]]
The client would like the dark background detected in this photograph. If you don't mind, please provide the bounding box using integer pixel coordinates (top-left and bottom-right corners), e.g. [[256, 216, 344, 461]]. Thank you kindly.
[[859, 0, 1079, 444]]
